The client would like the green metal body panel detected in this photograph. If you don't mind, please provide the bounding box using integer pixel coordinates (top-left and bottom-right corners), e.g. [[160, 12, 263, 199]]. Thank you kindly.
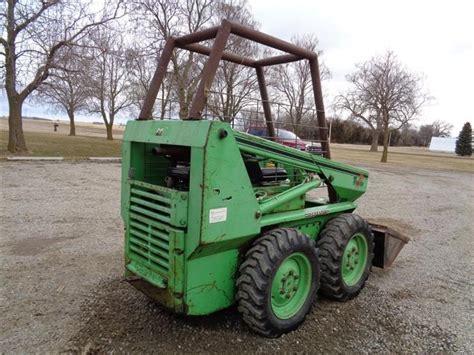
[[121, 120, 369, 315]]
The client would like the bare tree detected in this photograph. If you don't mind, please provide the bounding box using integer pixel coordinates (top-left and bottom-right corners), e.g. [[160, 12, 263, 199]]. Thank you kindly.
[[0, 0, 123, 152], [339, 51, 429, 162], [418, 119, 453, 146], [418, 124, 434, 147], [126, 43, 176, 119], [35, 47, 88, 136], [84, 27, 132, 140], [431, 120, 453, 137], [206, 0, 259, 122], [335, 91, 382, 151], [132, 0, 216, 118], [270, 34, 330, 136]]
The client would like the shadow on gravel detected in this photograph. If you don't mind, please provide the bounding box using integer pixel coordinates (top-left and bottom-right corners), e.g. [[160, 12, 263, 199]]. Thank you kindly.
[[65, 277, 459, 353]]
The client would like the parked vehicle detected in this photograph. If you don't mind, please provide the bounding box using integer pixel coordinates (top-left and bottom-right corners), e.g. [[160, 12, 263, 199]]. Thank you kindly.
[[305, 142, 323, 155], [247, 127, 323, 155], [247, 127, 307, 150]]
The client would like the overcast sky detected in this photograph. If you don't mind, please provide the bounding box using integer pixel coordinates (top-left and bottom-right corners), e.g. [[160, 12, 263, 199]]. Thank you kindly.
[[249, 0, 473, 136], [1, 0, 472, 136]]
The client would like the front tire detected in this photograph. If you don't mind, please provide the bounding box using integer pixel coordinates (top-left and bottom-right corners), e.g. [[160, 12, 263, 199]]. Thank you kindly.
[[236, 228, 320, 337], [317, 213, 374, 301]]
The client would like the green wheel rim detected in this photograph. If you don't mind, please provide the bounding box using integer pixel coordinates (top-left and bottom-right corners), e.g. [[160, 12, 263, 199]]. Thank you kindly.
[[271, 252, 312, 320], [342, 233, 368, 286]]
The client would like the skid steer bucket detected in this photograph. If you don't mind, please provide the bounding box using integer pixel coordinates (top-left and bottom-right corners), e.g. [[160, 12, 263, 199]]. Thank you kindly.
[[370, 223, 410, 268]]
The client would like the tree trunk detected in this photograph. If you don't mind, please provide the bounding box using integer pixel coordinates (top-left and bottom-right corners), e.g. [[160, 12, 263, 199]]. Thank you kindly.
[[67, 109, 76, 136], [7, 97, 28, 153], [105, 123, 113, 140], [370, 129, 380, 152], [160, 92, 166, 120], [381, 124, 390, 163], [179, 104, 188, 119], [178, 86, 188, 119]]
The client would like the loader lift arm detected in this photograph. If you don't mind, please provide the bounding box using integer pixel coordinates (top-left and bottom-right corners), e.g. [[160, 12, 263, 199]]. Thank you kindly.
[[234, 130, 369, 205]]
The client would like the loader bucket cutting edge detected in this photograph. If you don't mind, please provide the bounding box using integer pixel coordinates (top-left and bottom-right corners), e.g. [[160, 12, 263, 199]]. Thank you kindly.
[[370, 223, 410, 269]]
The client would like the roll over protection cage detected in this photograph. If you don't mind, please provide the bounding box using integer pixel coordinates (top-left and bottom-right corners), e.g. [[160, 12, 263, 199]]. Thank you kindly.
[[138, 19, 331, 159]]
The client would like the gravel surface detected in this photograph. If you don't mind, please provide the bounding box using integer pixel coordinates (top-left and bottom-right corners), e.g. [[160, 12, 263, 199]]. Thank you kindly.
[[1, 161, 473, 353]]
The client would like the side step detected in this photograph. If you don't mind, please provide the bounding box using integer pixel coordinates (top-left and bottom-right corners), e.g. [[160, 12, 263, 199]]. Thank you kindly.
[[370, 223, 410, 269]]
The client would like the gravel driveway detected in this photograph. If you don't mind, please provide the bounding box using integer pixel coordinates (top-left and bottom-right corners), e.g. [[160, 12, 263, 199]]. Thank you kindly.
[[1, 161, 472, 353]]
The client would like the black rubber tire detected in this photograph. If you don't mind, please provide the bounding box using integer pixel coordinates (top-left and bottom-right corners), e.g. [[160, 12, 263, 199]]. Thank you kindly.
[[236, 228, 320, 337], [317, 213, 374, 301]]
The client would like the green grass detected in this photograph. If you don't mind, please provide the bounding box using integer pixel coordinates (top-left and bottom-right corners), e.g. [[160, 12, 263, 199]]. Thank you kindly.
[[0, 130, 122, 158], [332, 146, 474, 173], [1, 129, 473, 173]]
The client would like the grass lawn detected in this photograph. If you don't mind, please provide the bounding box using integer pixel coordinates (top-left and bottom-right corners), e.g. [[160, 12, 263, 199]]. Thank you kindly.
[[332, 146, 474, 173], [1, 129, 473, 173], [0, 130, 121, 158]]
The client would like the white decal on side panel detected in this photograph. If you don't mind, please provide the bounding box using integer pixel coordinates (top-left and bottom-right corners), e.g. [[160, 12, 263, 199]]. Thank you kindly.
[[209, 207, 227, 223]]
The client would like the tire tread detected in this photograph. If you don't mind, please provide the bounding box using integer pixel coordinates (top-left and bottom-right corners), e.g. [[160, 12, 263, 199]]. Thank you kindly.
[[317, 213, 374, 301], [236, 228, 319, 337]]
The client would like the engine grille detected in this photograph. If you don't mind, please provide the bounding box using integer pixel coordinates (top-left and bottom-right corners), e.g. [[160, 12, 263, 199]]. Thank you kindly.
[[127, 182, 174, 275]]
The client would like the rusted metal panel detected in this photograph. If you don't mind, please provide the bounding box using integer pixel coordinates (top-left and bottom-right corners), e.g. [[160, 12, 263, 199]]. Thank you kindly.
[[255, 66, 275, 139], [177, 43, 256, 67], [174, 25, 219, 46], [126, 276, 184, 312], [254, 54, 302, 67], [138, 37, 176, 120], [309, 58, 330, 159], [370, 223, 410, 269], [188, 21, 232, 119], [137, 19, 331, 159], [228, 20, 317, 59]]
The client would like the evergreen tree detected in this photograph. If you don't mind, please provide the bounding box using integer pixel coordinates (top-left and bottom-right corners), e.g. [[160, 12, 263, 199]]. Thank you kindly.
[[455, 122, 473, 156]]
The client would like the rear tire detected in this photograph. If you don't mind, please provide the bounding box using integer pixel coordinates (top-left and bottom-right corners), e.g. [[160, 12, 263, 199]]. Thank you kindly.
[[236, 228, 320, 337], [317, 213, 374, 301]]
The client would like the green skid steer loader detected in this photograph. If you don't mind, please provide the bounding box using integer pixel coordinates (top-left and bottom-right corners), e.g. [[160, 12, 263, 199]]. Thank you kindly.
[[121, 20, 408, 337]]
